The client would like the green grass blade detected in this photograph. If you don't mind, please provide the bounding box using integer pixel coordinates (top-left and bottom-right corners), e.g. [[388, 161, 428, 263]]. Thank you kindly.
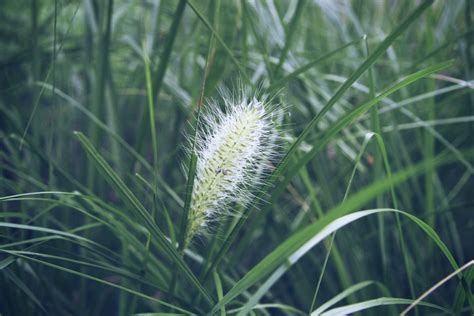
[[269, 0, 435, 184], [151, 0, 187, 103], [210, 155, 458, 312], [3, 268, 48, 314], [34, 83, 183, 207], [213, 270, 226, 316], [178, 153, 197, 252], [136, 0, 187, 153], [312, 281, 376, 315], [272, 61, 453, 197], [1, 249, 172, 295], [273, 0, 307, 78], [2, 250, 194, 314], [0, 222, 95, 244], [214, 205, 461, 313], [320, 297, 451, 315], [87, 0, 114, 191], [73, 131, 215, 306], [452, 263, 474, 314], [229, 303, 307, 315], [143, 42, 159, 174], [186, 0, 251, 85], [268, 37, 363, 91]]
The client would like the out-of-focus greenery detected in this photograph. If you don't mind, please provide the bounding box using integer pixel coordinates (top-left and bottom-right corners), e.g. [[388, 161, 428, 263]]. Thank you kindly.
[[0, 0, 473, 315]]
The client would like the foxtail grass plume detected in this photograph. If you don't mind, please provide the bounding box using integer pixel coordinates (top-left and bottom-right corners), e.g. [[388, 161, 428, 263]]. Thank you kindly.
[[184, 92, 281, 247]]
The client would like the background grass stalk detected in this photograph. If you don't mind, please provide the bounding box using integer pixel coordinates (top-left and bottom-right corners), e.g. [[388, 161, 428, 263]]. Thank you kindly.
[[135, 0, 187, 157]]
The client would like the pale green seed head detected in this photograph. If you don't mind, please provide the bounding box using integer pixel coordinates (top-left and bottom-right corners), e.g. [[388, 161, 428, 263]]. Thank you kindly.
[[185, 95, 281, 246]]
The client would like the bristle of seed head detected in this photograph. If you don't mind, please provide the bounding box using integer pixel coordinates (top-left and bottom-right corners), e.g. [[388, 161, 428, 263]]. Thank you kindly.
[[184, 92, 282, 247]]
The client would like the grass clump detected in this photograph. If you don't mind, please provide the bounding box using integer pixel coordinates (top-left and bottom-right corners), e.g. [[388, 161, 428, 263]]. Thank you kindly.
[[0, 0, 473, 315]]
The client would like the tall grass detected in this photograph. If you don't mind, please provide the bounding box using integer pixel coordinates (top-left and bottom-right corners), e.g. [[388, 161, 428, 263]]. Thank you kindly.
[[0, 0, 473, 315]]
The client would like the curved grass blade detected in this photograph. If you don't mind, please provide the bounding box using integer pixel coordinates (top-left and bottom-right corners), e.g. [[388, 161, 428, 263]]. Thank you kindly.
[[3, 268, 48, 314], [401, 260, 474, 315], [270, 0, 435, 185], [34, 83, 183, 207], [453, 262, 474, 314], [0, 104, 90, 194], [74, 131, 215, 306], [1, 251, 194, 314], [320, 297, 451, 316], [133, 313, 187, 316], [213, 206, 461, 313], [272, 60, 453, 198], [229, 303, 307, 315], [0, 222, 96, 245], [0, 249, 182, 302], [268, 37, 364, 92], [312, 281, 377, 315], [210, 155, 463, 312]]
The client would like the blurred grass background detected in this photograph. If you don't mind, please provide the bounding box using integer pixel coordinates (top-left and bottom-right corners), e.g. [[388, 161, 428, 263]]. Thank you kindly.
[[0, 0, 473, 315]]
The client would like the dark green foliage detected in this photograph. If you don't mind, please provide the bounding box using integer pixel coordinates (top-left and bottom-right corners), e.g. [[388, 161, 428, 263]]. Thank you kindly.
[[0, 0, 473, 315]]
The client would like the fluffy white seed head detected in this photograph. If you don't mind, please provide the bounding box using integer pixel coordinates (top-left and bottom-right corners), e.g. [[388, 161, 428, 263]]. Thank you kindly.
[[185, 92, 282, 246]]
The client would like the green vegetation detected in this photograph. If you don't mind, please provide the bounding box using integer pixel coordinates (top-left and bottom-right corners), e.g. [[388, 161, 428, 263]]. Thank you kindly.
[[0, 0, 473, 315]]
